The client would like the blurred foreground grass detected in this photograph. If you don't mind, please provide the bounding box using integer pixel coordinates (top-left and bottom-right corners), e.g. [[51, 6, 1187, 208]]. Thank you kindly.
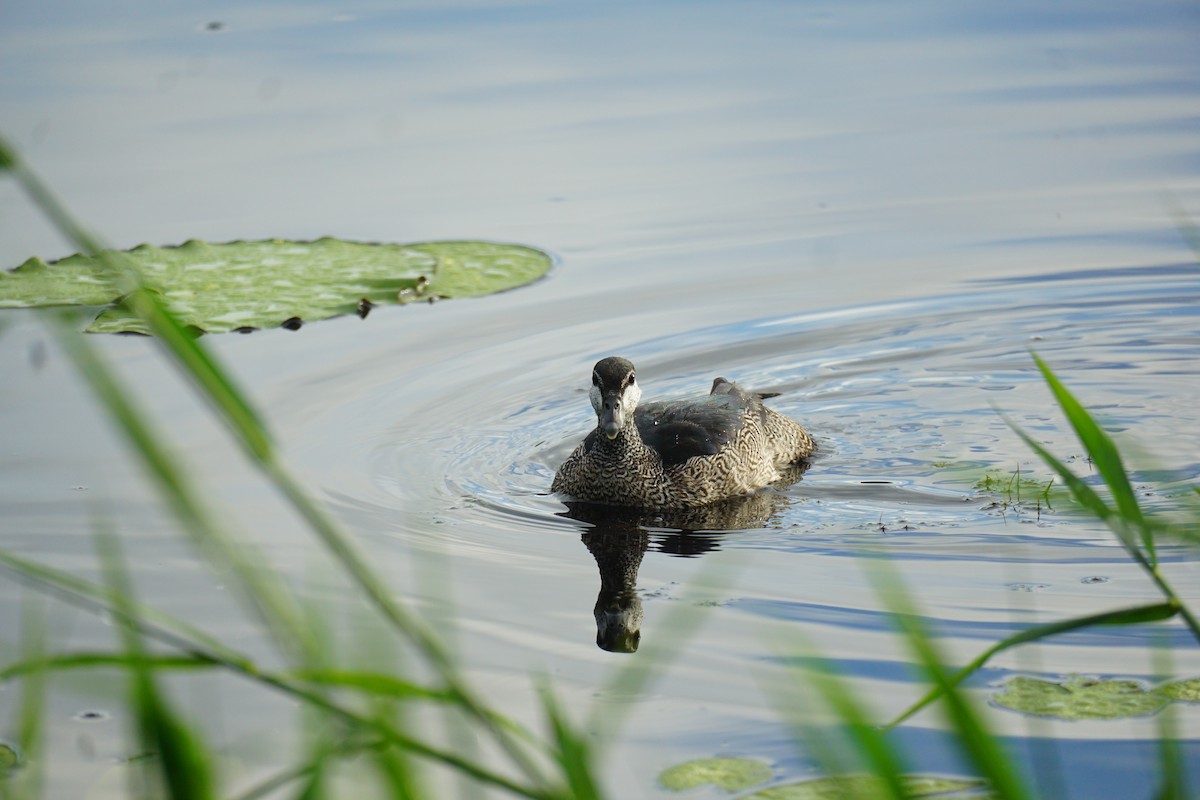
[[1, 136, 1196, 799]]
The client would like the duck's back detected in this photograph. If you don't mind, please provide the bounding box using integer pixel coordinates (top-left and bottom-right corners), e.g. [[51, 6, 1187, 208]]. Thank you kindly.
[[637, 377, 813, 474], [634, 390, 749, 468]]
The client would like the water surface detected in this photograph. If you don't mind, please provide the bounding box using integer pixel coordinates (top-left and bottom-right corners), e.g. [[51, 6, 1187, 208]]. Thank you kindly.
[[1, 1, 1199, 797]]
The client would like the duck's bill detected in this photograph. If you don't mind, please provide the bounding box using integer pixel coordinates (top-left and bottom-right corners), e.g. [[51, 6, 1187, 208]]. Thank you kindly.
[[601, 406, 623, 439]]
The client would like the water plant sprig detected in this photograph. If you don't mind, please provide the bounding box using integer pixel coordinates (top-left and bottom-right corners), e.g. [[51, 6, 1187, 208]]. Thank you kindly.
[[886, 355, 1199, 731]]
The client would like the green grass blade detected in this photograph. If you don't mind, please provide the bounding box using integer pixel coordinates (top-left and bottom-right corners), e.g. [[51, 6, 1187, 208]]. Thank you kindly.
[[1032, 355, 1151, 561], [1008, 365, 1200, 643], [265, 463, 555, 787], [96, 531, 217, 800], [874, 564, 1033, 800], [113, 285, 273, 461], [8, 594, 49, 800], [289, 670, 453, 702], [787, 652, 912, 799], [3, 147, 271, 461], [1, 652, 217, 681], [293, 768, 326, 800], [540, 684, 602, 800], [0, 136, 15, 170], [46, 316, 319, 664], [1, 546, 553, 799], [232, 761, 323, 800], [0, 549, 251, 667], [370, 736, 423, 800], [885, 601, 1178, 730]]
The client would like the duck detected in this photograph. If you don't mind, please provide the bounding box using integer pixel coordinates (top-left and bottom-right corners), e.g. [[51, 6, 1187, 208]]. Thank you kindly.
[[551, 356, 815, 510]]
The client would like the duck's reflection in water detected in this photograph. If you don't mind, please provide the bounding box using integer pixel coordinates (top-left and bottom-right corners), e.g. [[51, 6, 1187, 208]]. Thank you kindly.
[[562, 463, 808, 653]]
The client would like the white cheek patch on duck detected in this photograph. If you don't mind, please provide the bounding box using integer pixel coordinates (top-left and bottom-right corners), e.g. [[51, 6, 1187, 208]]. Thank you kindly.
[[620, 381, 642, 421], [589, 383, 603, 417]]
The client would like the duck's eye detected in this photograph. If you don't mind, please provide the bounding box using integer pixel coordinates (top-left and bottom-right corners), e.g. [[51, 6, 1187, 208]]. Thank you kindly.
[[628, 374, 636, 385]]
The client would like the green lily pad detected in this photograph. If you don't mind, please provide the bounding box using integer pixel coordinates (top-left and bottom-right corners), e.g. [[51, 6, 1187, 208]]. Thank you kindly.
[[991, 675, 1170, 720], [1159, 676, 1200, 702], [0, 238, 552, 334], [659, 756, 772, 792], [745, 774, 985, 799]]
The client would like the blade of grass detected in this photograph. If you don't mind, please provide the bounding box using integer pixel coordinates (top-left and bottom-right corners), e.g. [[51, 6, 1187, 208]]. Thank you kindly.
[[784, 648, 913, 799], [2, 653, 218, 681], [763, 652, 856, 788], [7, 594, 49, 800], [233, 758, 330, 800], [47, 313, 319, 664], [0, 549, 557, 799], [540, 684, 602, 800], [0, 139, 270, 461], [1031, 355, 1151, 561], [1007, 418, 1200, 643], [0, 548, 252, 668], [96, 531, 217, 800], [872, 560, 1033, 800], [369, 720, 423, 800]]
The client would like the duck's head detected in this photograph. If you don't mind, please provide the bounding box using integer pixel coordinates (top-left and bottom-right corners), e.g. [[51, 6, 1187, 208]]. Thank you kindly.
[[590, 356, 641, 440]]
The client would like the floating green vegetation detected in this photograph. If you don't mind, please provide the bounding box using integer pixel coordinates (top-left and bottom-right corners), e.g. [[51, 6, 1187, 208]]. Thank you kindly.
[[991, 675, 1190, 720], [0, 238, 552, 334], [0, 741, 19, 772], [935, 460, 1057, 514], [659, 756, 773, 792], [743, 774, 985, 799], [1160, 676, 1200, 702], [657, 759, 984, 799], [972, 468, 1053, 503]]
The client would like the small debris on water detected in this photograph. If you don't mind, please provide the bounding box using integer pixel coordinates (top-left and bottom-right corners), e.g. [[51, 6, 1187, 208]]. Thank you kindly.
[[74, 710, 109, 722], [28, 340, 47, 370]]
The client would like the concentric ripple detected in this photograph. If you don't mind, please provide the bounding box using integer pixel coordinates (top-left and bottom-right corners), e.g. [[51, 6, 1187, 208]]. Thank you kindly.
[[352, 264, 1200, 563]]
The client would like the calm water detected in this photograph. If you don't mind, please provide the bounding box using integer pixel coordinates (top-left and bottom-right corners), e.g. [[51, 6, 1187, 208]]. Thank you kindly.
[[2, 1, 1199, 798]]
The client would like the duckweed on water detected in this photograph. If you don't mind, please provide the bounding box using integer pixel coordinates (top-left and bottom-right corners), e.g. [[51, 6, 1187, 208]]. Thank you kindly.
[[971, 468, 1054, 504], [991, 675, 1171, 720], [1160, 676, 1200, 702], [743, 774, 985, 799], [0, 238, 552, 334], [659, 756, 773, 792], [657, 759, 984, 799]]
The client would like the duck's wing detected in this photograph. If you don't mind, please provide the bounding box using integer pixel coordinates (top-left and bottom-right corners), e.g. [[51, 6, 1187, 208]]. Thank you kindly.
[[634, 392, 750, 468]]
